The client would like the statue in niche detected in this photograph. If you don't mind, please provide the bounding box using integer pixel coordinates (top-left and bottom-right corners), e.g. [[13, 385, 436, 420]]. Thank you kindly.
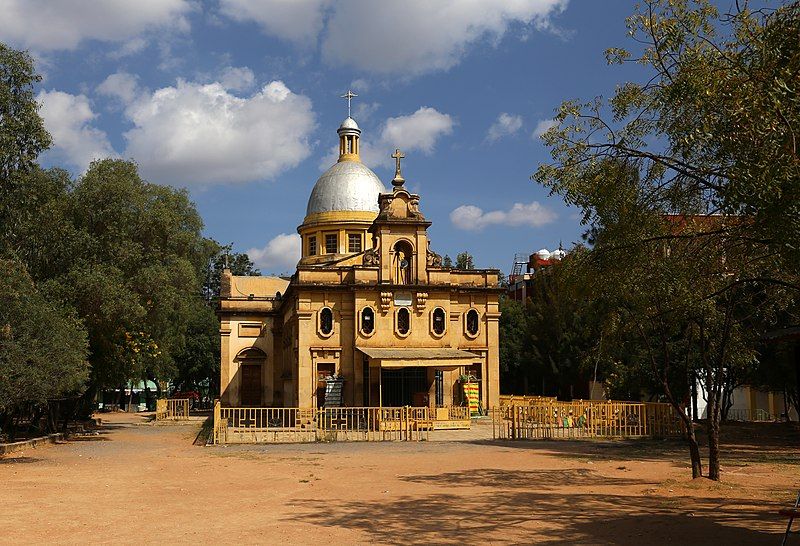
[[393, 242, 413, 285]]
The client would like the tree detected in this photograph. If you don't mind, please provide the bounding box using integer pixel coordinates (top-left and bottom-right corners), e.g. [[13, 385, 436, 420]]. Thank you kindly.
[[0, 43, 53, 259], [534, 1, 799, 480], [203, 242, 260, 302], [442, 255, 453, 268], [499, 297, 530, 393], [35, 159, 211, 402], [455, 252, 474, 270], [0, 43, 51, 183], [0, 259, 88, 437]]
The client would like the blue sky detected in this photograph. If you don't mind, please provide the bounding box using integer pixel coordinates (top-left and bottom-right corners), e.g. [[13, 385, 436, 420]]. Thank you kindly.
[[1, 0, 659, 275]]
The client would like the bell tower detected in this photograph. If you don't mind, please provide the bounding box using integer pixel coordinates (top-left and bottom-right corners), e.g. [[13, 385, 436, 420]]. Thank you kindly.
[[366, 149, 442, 284]]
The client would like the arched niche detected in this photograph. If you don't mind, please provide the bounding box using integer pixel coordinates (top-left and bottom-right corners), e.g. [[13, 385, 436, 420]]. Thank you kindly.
[[392, 240, 414, 285]]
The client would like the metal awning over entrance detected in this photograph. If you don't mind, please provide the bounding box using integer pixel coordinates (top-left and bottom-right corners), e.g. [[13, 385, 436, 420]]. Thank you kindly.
[[357, 347, 479, 369]]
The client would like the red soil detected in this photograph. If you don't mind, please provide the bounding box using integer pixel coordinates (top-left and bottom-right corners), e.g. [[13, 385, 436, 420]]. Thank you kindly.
[[1, 412, 798, 545]]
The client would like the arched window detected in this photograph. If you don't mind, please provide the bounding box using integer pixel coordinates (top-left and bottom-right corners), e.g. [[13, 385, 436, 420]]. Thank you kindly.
[[466, 309, 480, 336], [397, 308, 410, 335], [320, 307, 333, 336], [393, 241, 414, 284], [432, 307, 446, 335], [361, 307, 375, 335]]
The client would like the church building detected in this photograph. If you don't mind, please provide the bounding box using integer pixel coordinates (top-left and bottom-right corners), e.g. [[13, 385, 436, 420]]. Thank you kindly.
[[217, 106, 501, 411]]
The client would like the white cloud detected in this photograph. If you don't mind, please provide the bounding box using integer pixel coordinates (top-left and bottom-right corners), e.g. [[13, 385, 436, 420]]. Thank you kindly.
[[381, 108, 454, 154], [319, 107, 454, 170], [219, 0, 330, 43], [37, 90, 116, 172], [112, 79, 315, 185], [322, 1, 568, 76], [0, 0, 192, 51], [248, 233, 301, 274], [353, 101, 380, 122], [487, 113, 523, 143], [97, 72, 140, 104], [533, 118, 558, 138], [220, 66, 256, 92], [108, 37, 148, 59], [350, 78, 370, 92], [450, 201, 557, 231]]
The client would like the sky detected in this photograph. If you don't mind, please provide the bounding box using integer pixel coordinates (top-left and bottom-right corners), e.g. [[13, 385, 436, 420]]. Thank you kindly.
[[0, 0, 662, 275]]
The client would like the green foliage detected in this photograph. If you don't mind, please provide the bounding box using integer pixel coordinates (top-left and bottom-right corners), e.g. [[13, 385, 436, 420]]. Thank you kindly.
[[500, 253, 600, 398], [442, 254, 453, 268], [203, 242, 260, 302], [455, 252, 474, 270], [0, 43, 51, 182], [533, 0, 800, 479], [0, 259, 88, 414]]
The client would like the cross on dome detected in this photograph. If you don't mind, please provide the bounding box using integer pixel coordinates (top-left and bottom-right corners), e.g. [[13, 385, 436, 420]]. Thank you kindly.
[[340, 89, 358, 117]]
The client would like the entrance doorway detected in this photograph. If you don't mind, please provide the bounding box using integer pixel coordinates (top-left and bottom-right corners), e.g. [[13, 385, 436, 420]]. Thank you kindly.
[[316, 363, 335, 408], [381, 367, 429, 407], [468, 363, 483, 408], [240, 364, 262, 406]]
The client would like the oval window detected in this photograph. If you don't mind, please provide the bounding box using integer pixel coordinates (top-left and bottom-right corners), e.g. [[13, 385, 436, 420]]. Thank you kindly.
[[320, 307, 333, 335], [432, 308, 446, 335], [361, 307, 375, 335], [397, 308, 410, 335], [466, 309, 479, 336]]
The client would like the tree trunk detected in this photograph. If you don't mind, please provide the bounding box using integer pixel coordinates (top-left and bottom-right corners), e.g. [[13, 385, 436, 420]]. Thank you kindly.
[[686, 423, 703, 479], [706, 391, 722, 481]]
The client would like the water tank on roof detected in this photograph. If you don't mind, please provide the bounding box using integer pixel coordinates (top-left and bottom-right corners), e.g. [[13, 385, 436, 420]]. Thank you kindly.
[[550, 248, 566, 260], [536, 248, 551, 259]]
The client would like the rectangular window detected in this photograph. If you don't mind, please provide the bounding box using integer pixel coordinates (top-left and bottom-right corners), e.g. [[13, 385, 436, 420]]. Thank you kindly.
[[308, 236, 317, 256], [325, 233, 338, 254], [348, 233, 362, 253]]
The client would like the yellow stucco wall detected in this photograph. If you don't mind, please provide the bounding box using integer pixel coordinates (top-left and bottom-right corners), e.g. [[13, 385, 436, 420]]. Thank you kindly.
[[218, 175, 500, 409]]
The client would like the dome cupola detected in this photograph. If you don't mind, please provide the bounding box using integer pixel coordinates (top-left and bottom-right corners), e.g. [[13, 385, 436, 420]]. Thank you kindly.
[[297, 90, 387, 266]]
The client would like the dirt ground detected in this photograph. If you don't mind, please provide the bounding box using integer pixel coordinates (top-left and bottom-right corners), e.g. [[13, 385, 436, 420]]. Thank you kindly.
[[0, 413, 798, 545]]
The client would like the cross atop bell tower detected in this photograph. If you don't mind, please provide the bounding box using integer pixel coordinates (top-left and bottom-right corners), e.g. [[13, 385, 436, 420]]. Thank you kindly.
[[340, 90, 357, 117], [391, 149, 405, 188]]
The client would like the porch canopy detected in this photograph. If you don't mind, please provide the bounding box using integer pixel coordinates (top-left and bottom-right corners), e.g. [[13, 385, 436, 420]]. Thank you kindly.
[[357, 347, 479, 370]]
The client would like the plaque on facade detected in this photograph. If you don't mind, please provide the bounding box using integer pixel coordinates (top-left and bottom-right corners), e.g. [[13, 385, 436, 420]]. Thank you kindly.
[[393, 292, 413, 307]]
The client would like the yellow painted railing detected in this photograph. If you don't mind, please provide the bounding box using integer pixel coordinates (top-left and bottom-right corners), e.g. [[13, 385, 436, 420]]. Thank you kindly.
[[211, 405, 477, 444], [155, 398, 190, 421], [499, 395, 558, 407], [493, 400, 683, 440]]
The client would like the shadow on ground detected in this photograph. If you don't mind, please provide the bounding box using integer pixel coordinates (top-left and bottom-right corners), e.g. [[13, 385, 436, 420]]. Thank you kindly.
[[0, 456, 40, 465], [287, 467, 780, 545], [469, 421, 800, 469]]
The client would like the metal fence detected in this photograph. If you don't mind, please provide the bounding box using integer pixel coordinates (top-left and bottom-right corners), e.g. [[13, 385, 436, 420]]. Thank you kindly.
[[155, 398, 190, 421], [726, 408, 774, 422], [493, 400, 683, 440], [498, 395, 558, 407], [212, 402, 457, 444]]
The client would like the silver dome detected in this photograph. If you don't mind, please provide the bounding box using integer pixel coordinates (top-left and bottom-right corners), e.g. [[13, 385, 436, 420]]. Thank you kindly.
[[306, 161, 387, 215], [339, 117, 360, 131]]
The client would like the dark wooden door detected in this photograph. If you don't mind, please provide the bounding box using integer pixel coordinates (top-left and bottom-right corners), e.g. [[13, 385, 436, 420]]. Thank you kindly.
[[241, 364, 262, 406]]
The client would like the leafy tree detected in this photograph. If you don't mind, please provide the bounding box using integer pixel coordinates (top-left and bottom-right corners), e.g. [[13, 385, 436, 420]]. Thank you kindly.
[[0, 43, 51, 183], [499, 297, 530, 392], [35, 159, 211, 401], [442, 254, 453, 268], [203, 242, 260, 302], [0, 43, 53, 260], [534, 1, 800, 480], [455, 251, 474, 270], [0, 260, 88, 437]]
